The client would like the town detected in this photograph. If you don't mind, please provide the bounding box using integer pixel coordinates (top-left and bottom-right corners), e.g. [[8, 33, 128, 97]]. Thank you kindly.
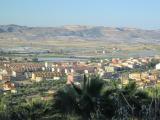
[[1, 0, 160, 119], [1, 55, 160, 95]]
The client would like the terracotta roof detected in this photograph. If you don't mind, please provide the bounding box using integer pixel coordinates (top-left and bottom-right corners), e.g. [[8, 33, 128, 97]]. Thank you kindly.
[[32, 72, 64, 77]]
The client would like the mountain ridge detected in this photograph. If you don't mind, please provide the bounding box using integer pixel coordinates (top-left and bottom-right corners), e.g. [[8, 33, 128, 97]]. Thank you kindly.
[[0, 24, 160, 44]]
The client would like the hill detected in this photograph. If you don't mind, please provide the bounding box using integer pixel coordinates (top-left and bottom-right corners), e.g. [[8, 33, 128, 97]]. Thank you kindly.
[[0, 24, 160, 43], [0, 25, 160, 57]]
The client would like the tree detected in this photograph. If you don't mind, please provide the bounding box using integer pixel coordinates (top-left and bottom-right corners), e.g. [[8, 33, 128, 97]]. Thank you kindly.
[[53, 75, 105, 119]]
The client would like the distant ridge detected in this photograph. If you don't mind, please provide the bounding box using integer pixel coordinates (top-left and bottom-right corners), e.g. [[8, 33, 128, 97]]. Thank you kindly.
[[0, 24, 160, 44]]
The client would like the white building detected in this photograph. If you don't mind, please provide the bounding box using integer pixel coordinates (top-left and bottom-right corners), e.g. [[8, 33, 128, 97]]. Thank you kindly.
[[45, 62, 48, 68], [156, 63, 160, 70]]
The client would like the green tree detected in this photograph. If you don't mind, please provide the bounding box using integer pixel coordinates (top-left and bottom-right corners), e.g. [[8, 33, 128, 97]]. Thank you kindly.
[[53, 75, 105, 119]]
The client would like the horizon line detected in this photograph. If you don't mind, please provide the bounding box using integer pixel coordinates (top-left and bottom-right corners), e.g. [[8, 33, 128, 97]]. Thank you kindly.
[[0, 23, 159, 30]]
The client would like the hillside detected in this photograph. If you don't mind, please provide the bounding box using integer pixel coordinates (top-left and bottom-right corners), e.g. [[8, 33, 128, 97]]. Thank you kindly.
[[0, 24, 160, 43], [0, 25, 160, 57]]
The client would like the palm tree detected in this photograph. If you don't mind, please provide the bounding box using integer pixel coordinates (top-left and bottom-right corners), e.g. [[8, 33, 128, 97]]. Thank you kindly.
[[116, 81, 151, 119], [53, 75, 152, 119], [53, 75, 105, 119]]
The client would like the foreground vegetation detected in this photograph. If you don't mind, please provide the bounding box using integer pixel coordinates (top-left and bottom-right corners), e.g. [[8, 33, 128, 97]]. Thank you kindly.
[[1, 76, 160, 120]]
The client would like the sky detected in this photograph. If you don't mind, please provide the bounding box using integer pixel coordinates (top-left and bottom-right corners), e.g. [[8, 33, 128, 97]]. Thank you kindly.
[[0, 0, 160, 29]]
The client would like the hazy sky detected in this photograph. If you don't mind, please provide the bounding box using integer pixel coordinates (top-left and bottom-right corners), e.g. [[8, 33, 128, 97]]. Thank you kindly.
[[0, 0, 159, 29]]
